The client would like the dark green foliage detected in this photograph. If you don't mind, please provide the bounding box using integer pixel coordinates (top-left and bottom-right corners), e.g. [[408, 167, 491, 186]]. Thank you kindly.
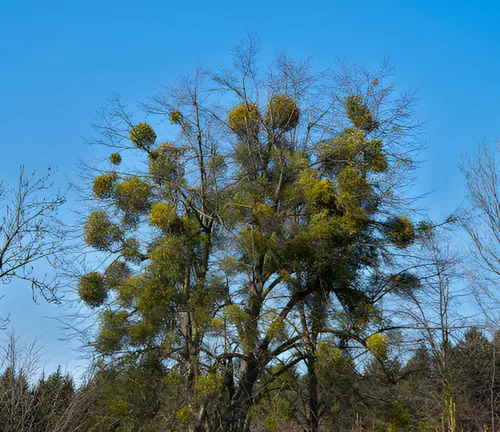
[[389, 271, 421, 297]]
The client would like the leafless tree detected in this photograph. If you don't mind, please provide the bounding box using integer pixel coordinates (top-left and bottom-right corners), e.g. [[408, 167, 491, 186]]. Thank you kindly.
[[0, 166, 67, 306], [461, 141, 500, 430]]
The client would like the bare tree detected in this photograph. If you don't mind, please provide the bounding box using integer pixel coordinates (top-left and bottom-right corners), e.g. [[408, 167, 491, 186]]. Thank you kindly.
[[461, 141, 500, 430], [394, 230, 468, 430], [0, 166, 67, 305]]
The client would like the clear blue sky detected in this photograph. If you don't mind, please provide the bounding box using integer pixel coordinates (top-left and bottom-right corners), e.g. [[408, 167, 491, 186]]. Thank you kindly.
[[1, 0, 499, 373]]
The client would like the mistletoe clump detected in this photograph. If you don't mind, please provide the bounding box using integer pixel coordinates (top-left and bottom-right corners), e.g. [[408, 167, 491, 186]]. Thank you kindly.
[[78, 272, 107, 307], [345, 94, 379, 132], [320, 128, 367, 174], [309, 179, 335, 208], [128, 320, 156, 345], [265, 94, 300, 132], [84, 210, 121, 251], [384, 215, 417, 248], [115, 177, 152, 214], [320, 128, 387, 175], [96, 310, 129, 353], [130, 122, 157, 150], [364, 139, 388, 173], [228, 103, 261, 137], [169, 109, 182, 125], [336, 167, 375, 232], [194, 373, 223, 398], [92, 173, 117, 199], [109, 152, 122, 165], [366, 333, 387, 359], [149, 142, 180, 183], [150, 202, 179, 230]]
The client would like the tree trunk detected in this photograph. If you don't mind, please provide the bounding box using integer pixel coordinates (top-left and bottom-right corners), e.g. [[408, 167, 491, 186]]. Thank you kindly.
[[307, 354, 320, 432]]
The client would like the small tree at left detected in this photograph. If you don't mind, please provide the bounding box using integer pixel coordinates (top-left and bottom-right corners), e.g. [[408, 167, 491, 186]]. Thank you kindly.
[[0, 166, 66, 305]]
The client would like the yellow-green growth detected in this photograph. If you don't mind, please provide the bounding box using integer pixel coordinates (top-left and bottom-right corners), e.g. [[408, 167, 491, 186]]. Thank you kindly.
[[115, 177, 152, 214], [263, 398, 295, 432], [224, 305, 255, 349], [96, 310, 128, 353], [109, 153, 122, 165], [345, 94, 378, 132], [418, 220, 433, 234], [210, 317, 224, 331], [149, 237, 185, 278], [84, 210, 121, 250], [337, 166, 371, 210], [228, 102, 261, 136], [92, 173, 117, 199], [169, 109, 182, 125], [78, 272, 107, 308], [366, 333, 387, 359], [128, 320, 156, 344], [130, 122, 156, 149], [150, 202, 178, 229], [108, 397, 128, 417], [336, 167, 373, 232], [253, 203, 273, 220], [318, 343, 342, 364], [385, 215, 416, 248], [442, 388, 456, 432], [116, 276, 139, 308], [149, 142, 179, 182], [320, 128, 366, 172], [265, 94, 300, 131], [194, 373, 223, 397], [309, 179, 334, 207], [266, 317, 286, 343], [121, 237, 142, 263], [365, 139, 388, 173], [389, 401, 410, 431], [176, 406, 193, 424], [298, 169, 330, 207]]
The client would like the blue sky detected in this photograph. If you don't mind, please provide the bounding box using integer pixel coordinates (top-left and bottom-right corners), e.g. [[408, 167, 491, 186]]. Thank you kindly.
[[1, 0, 499, 373]]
